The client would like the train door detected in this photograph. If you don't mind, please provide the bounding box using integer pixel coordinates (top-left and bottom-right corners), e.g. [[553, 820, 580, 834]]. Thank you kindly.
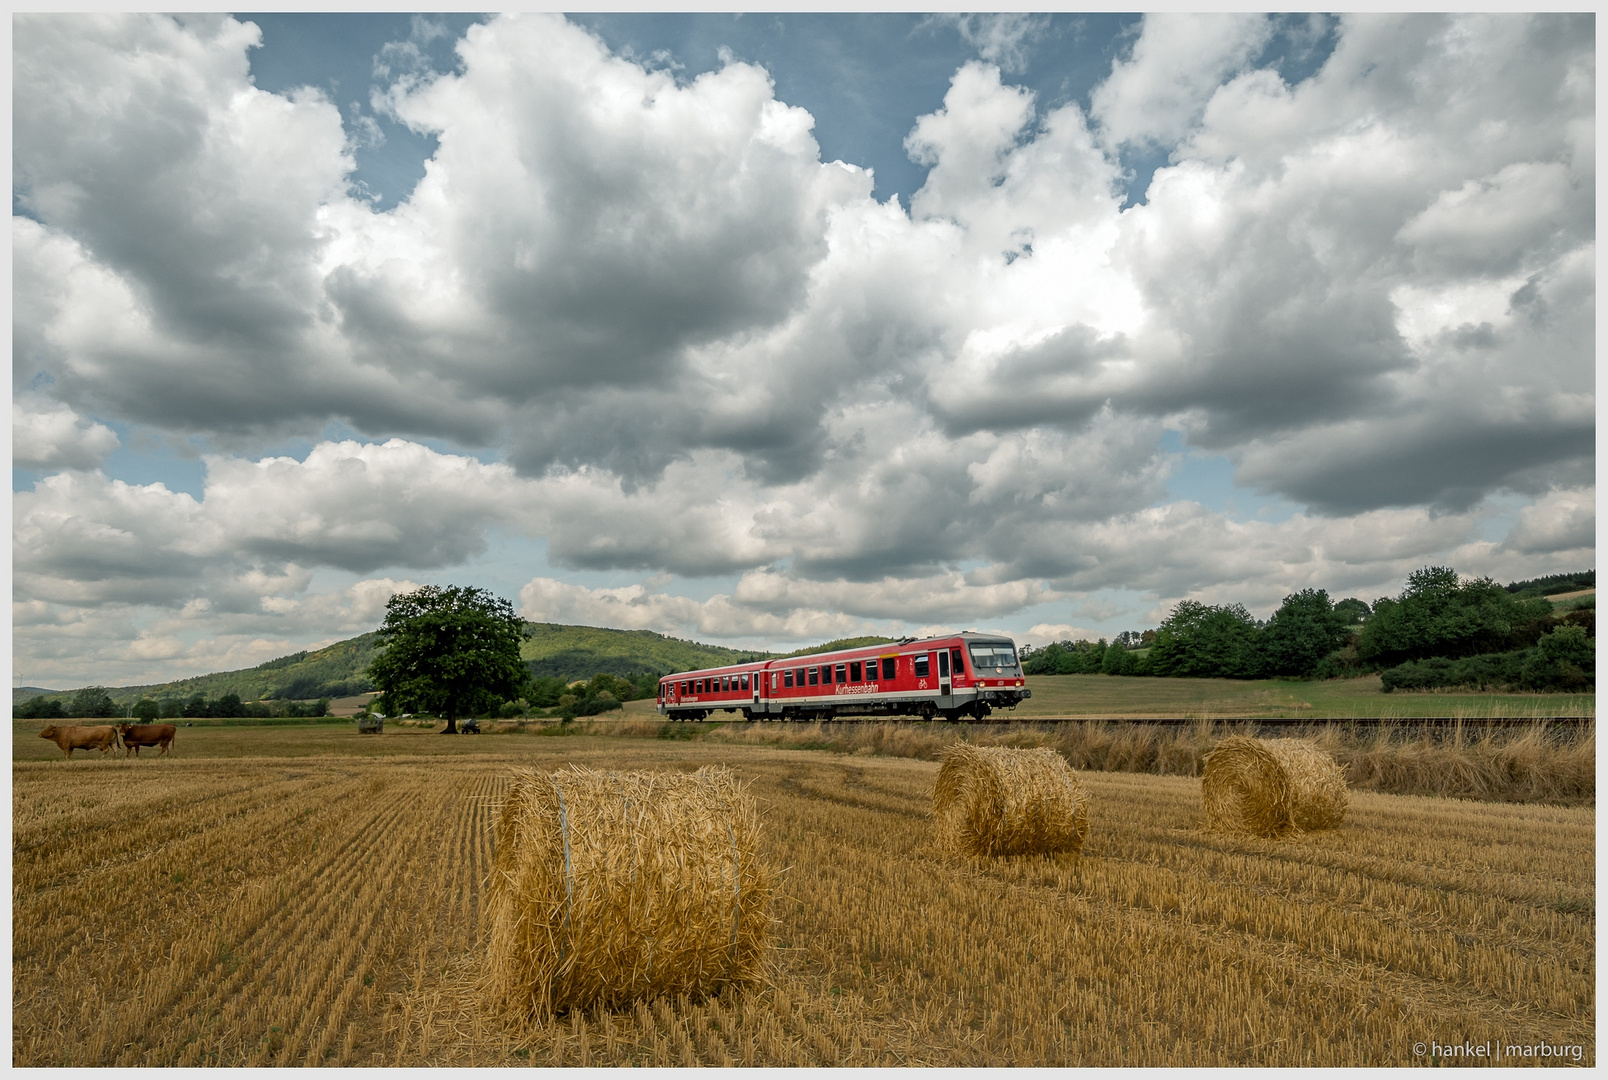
[[938, 647, 951, 697]]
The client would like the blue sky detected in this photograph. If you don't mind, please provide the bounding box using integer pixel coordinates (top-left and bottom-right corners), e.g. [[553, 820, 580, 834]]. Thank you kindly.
[[13, 13, 1594, 687]]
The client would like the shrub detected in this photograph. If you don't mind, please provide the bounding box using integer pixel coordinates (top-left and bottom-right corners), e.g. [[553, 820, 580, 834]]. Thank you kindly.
[[1380, 628, 1593, 693]]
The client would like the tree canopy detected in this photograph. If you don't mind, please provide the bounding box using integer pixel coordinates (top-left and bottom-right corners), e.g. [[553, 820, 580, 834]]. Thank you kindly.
[[1147, 601, 1262, 678], [1259, 589, 1353, 678], [1357, 566, 1552, 668], [367, 585, 530, 733]]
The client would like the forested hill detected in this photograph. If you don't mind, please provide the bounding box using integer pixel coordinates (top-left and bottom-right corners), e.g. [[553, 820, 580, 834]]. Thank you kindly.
[[519, 623, 772, 680], [15, 623, 786, 708]]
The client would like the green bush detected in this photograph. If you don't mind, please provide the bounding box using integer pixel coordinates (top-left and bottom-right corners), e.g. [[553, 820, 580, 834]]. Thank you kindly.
[[1380, 627, 1593, 693]]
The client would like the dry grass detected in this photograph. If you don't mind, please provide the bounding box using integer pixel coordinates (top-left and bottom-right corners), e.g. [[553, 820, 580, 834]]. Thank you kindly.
[[11, 730, 1594, 1066], [1201, 736, 1348, 837], [703, 718, 1594, 805], [485, 764, 774, 1024], [932, 745, 1089, 857]]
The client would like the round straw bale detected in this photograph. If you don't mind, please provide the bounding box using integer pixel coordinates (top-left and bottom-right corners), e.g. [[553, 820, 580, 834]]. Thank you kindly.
[[1201, 736, 1348, 836], [486, 764, 774, 1022], [932, 744, 1090, 857]]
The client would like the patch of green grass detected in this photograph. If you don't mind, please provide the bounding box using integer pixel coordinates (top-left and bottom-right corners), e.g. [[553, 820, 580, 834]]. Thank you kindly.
[[1015, 674, 1592, 720]]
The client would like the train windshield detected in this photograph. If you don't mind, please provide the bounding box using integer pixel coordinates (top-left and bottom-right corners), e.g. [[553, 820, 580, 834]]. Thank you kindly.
[[968, 642, 1020, 673]]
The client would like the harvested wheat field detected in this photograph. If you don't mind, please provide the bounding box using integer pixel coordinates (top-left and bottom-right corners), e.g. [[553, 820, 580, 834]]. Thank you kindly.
[[12, 726, 1594, 1067]]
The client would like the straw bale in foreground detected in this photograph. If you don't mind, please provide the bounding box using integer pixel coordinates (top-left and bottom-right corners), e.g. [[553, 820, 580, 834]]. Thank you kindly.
[[1202, 736, 1348, 836], [486, 764, 774, 1022], [933, 745, 1090, 857]]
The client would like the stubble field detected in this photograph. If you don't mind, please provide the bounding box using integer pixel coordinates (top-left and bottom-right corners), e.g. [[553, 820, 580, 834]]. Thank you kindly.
[[13, 726, 1594, 1067]]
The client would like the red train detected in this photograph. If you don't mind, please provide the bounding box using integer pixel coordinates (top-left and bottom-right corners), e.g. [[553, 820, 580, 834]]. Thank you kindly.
[[657, 632, 1030, 722]]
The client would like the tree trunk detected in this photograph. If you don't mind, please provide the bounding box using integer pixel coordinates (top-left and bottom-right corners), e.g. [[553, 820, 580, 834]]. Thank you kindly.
[[441, 713, 458, 734]]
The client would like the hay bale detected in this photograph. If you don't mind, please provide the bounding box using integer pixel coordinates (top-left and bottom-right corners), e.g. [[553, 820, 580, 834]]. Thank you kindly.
[[1201, 736, 1348, 836], [932, 745, 1090, 857], [486, 764, 774, 1022]]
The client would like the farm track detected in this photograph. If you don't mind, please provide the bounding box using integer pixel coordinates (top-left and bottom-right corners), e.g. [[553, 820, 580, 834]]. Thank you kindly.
[[12, 738, 1595, 1067]]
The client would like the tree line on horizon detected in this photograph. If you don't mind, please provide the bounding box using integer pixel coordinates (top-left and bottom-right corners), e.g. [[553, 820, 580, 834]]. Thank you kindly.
[[1022, 567, 1594, 693], [14, 687, 332, 721]]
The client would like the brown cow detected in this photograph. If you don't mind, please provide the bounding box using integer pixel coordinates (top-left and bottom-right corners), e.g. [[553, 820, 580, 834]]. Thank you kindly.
[[117, 723, 177, 758], [38, 724, 120, 759]]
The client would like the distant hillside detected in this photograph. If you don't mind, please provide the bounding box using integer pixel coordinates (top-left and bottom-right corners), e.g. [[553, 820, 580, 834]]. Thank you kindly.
[[1505, 570, 1594, 598], [781, 635, 898, 657], [17, 623, 793, 707], [520, 623, 773, 679], [18, 634, 386, 710]]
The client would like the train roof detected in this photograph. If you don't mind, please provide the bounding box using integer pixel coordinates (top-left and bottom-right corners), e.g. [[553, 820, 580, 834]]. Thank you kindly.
[[661, 631, 1018, 679]]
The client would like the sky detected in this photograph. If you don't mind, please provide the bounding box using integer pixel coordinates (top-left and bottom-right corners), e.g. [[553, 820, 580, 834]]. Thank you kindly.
[[12, 12, 1596, 689]]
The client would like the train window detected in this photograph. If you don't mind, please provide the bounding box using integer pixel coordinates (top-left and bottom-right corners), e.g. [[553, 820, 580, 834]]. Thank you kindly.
[[821, 665, 833, 685], [913, 654, 930, 678], [849, 661, 862, 682], [784, 669, 794, 688], [771, 673, 779, 689], [741, 673, 749, 690], [968, 642, 1020, 673], [882, 657, 897, 680], [938, 650, 949, 677], [952, 647, 965, 676], [835, 664, 847, 683], [723, 676, 731, 692], [808, 667, 820, 686]]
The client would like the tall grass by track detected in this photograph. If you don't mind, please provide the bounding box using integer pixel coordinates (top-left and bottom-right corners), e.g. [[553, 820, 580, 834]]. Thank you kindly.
[[571, 717, 1595, 806]]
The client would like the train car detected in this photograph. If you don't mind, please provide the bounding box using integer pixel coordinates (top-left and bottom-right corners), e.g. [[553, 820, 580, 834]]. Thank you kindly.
[[657, 632, 1030, 722], [658, 659, 770, 721]]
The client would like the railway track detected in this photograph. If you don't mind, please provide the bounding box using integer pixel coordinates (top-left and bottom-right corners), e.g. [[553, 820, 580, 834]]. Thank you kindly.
[[704, 713, 1594, 732]]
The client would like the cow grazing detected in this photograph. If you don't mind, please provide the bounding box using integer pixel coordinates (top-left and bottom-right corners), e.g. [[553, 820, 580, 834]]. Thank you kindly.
[[38, 724, 120, 759], [117, 723, 177, 758]]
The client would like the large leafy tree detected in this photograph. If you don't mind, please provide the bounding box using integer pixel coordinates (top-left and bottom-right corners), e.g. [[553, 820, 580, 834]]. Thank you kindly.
[[368, 585, 530, 734], [1259, 588, 1354, 677], [1148, 601, 1262, 678]]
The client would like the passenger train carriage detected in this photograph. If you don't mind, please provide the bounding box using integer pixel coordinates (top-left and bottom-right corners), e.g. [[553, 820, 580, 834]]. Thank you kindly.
[[658, 632, 1029, 722]]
